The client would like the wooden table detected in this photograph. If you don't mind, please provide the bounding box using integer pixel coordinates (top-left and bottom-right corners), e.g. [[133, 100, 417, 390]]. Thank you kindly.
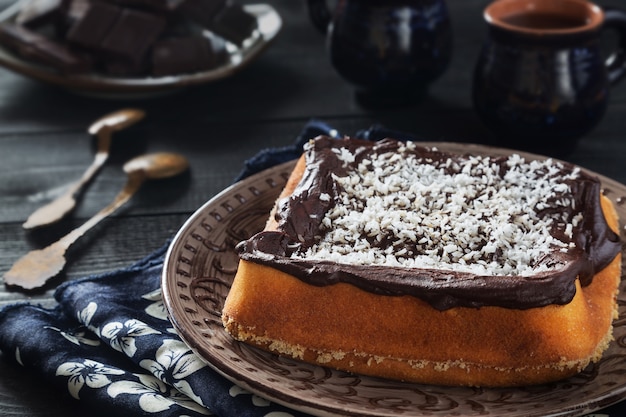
[[0, 0, 625, 415]]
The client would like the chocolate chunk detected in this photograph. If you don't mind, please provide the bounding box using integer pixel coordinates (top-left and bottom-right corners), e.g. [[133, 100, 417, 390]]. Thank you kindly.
[[151, 35, 208, 76], [177, 0, 226, 28], [53, 0, 88, 38], [65, 1, 121, 49], [209, 5, 257, 45], [103, 55, 149, 76], [103, 0, 185, 12], [151, 34, 227, 76], [100, 8, 166, 62], [63, 0, 89, 24], [15, 0, 67, 28], [0, 22, 90, 73]]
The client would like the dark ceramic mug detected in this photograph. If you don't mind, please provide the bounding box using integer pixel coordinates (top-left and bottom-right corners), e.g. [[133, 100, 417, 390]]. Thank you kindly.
[[307, 0, 452, 105], [472, 0, 626, 153]]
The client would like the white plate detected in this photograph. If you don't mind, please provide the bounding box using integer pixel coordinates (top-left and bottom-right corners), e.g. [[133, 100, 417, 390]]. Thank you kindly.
[[162, 143, 626, 417], [0, 1, 282, 98]]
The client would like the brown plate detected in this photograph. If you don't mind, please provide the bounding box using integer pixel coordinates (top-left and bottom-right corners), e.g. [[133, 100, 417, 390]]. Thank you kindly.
[[162, 142, 626, 417], [0, 2, 281, 99]]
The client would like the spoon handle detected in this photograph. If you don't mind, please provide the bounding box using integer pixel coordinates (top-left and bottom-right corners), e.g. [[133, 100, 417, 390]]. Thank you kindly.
[[23, 148, 110, 230], [59, 171, 143, 248], [4, 172, 145, 290]]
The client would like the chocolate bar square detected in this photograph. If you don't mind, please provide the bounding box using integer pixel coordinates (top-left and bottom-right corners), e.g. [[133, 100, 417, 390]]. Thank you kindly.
[[210, 5, 257, 45], [0, 22, 90, 73], [66, 1, 121, 49], [177, 0, 226, 28], [151, 33, 227, 76], [64, 0, 89, 24], [104, 0, 185, 11], [151, 35, 210, 76], [15, 0, 67, 28], [100, 8, 166, 62], [103, 56, 149, 76]]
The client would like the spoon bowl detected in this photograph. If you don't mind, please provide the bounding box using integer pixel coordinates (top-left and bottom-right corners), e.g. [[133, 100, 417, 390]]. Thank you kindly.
[[124, 152, 189, 179], [88, 108, 146, 135]]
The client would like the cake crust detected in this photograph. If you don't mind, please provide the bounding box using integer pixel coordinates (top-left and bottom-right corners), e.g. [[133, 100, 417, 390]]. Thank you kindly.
[[222, 138, 622, 387]]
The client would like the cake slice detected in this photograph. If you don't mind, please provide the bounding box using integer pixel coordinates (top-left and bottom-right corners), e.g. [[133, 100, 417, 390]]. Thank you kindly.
[[222, 136, 622, 387]]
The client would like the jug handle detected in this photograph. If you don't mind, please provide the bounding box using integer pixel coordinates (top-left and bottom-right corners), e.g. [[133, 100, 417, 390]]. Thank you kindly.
[[603, 8, 626, 84], [307, 0, 332, 34]]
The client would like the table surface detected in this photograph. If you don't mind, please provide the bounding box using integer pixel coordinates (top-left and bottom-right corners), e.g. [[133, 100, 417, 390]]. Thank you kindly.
[[1, 0, 625, 415]]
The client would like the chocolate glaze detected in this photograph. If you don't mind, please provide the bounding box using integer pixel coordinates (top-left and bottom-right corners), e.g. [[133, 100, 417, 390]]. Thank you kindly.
[[237, 136, 621, 310]]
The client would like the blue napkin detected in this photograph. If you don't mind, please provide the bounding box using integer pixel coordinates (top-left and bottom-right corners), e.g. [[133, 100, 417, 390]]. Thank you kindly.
[[1, 120, 625, 417]]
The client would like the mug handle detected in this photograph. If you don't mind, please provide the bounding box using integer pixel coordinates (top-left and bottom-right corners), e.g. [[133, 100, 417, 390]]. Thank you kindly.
[[603, 8, 626, 84], [307, 0, 332, 34]]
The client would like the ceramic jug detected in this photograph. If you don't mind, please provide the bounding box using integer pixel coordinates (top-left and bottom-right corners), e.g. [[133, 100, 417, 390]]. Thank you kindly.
[[473, 0, 626, 153], [307, 0, 452, 104]]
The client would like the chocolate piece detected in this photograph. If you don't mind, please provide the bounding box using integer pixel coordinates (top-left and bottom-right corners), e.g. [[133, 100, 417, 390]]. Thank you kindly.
[[151, 35, 213, 76], [0, 22, 90, 73], [100, 8, 166, 62], [177, 0, 226, 28], [63, 0, 89, 24], [56, 0, 89, 34], [103, 56, 149, 76], [15, 0, 67, 28], [104, 0, 185, 11], [209, 4, 257, 45], [65, 1, 121, 49]]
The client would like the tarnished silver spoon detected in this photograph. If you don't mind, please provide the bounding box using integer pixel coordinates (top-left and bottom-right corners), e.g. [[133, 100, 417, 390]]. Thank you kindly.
[[5, 152, 189, 290], [23, 108, 146, 230]]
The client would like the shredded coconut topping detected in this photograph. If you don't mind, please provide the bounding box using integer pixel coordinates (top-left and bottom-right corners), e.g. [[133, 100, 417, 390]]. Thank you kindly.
[[293, 142, 583, 276]]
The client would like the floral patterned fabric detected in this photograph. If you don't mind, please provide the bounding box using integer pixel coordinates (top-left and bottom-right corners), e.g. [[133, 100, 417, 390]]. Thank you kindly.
[[1, 121, 625, 417], [0, 245, 303, 416]]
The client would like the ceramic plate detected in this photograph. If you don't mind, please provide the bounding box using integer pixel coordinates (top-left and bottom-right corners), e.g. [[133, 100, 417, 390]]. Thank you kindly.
[[162, 143, 626, 417], [0, 2, 281, 98]]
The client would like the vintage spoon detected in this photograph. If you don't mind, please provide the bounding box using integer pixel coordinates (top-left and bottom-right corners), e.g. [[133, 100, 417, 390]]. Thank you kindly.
[[5, 152, 189, 290], [22, 108, 146, 230]]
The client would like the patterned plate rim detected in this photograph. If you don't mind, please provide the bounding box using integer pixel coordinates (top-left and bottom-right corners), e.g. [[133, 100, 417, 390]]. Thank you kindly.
[[162, 143, 626, 417]]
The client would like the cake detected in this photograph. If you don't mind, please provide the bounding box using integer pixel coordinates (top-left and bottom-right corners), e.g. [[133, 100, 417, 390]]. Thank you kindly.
[[222, 136, 622, 387]]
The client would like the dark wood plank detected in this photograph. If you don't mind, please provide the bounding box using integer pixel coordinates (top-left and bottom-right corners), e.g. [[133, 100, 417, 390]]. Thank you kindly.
[[0, 0, 625, 415]]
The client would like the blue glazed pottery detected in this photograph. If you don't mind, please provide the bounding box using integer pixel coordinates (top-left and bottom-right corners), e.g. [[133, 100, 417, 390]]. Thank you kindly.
[[473, 0, 626, 153], [307, 0, 452, 105]]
